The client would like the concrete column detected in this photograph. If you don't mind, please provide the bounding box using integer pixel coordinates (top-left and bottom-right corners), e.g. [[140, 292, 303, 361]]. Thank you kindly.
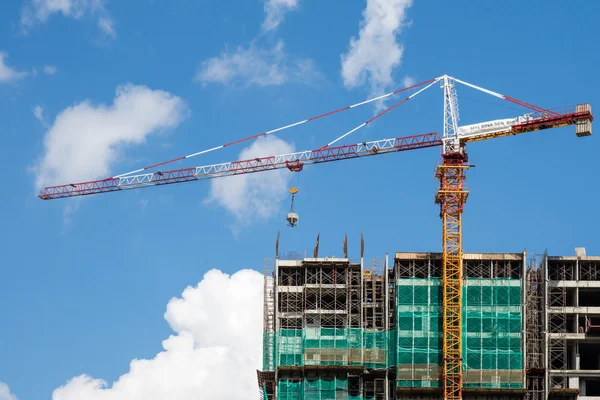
[[569, 342, 580, 389], [575, 259, 580, 335], [569, 376, 580, 390]]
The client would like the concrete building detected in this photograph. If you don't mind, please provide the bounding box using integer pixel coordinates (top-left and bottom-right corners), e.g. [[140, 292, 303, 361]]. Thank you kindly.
[[256, 244, 600, 400], [543, 248, 600, 399]]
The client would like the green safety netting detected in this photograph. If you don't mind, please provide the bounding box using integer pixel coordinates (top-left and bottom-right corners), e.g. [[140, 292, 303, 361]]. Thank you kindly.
[[277, 377, 365, 400], [274, 328, 393, 369], [264, 277, 524, 398], [263, 332, 276, 371], [463, 278, 523, 388], [397, 278, 442, 388], [396, 277, 524, 389]]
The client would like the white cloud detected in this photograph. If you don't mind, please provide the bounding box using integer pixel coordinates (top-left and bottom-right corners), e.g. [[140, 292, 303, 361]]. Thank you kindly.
[[21, 0, 115, 37], [33, 104, 46, 124], [206, 135, 294, 228], [52, 268, 264, 400], [0, 52, 27, 83], [196, 40, 320, 88], [98, 17, 115, 38], [0, 382, 18, 400], [262, 0, 298, 32], [196, 0, 316, 89], [402, 75, 415, 88], [33, 84, 188, 190], [44, 65, 58, 75], [341, 0, 413, 96]]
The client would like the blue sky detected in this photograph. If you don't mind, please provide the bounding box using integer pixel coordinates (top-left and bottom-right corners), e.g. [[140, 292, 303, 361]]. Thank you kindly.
[[0, 0, 599, 399]]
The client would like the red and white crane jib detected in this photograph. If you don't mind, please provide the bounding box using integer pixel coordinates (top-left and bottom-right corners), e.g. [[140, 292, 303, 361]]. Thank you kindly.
[[38, 133, 442, 200]]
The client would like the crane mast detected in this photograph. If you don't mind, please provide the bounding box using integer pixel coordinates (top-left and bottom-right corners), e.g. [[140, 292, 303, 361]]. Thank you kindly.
[[437, 76, 467, 400], [37, 75, 593, 400]]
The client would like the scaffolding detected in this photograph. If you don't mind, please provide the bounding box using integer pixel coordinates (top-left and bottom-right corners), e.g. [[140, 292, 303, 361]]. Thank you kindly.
[[546, 258, 574, 390], [258, 248, 578, 400], [543, 253, 600, 398], [260, 256, 394, 400], [525, 254, 544, 400], [261, 258, 277, 400], [277, 374, 390, 400], [259, 243, 600, 400]]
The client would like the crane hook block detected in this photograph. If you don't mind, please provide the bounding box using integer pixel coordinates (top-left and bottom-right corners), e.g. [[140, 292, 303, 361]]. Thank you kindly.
[[289, 187, 299, 195], [287, 212, 299, 227]]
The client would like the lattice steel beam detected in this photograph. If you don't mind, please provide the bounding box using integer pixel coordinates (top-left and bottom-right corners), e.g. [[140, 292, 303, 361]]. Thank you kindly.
[[39, 133, 441, 200], [435, 153, 469, 400]]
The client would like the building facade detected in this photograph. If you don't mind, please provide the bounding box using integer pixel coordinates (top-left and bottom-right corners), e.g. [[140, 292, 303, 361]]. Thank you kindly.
[[257, 248, 600, 400]]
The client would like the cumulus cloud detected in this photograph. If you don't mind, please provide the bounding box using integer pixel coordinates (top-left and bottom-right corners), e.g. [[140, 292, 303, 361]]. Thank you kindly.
[[0, 52, 27, 83], [52, 268, 264, 400], [341, 0, 413, 97], [196, 40, 320, 88], [206, 135, 294, 228], [262, 0, 298, 32], [0, 382, 18, 400], [21, 0, 115, 37], [32, 84, 188, 190]]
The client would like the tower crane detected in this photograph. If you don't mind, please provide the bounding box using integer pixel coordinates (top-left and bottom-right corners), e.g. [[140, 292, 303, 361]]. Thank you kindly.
[[38, 75, 593, 400]]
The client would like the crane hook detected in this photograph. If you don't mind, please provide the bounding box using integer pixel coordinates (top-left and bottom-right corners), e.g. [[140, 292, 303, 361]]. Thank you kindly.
[[286, 187, 299, 227]]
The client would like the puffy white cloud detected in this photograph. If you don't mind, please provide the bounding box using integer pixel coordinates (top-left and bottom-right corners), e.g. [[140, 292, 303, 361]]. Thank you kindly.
[[21, 0, 115, 37], [52, 269, 264, 400], [0, 52, 27, 83], [341, 0, 413, 96], [32, 84, 188, 190], [196, 40, 320, 88], [0, 382, 18, 400], [262, 0, 298, 32], [206, 135, 294, 228]]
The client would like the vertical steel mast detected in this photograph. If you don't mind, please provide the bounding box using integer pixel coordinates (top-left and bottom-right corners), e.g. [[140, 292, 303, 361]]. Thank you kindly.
[[436, 75, 469, 400]]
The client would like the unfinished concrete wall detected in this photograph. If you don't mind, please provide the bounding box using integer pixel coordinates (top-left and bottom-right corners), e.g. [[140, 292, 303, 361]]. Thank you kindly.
[[545, 250, 600, 400]]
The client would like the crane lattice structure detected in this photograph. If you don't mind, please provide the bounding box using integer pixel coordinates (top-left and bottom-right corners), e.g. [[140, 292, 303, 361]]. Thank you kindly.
[[39, 75, 593, 400]]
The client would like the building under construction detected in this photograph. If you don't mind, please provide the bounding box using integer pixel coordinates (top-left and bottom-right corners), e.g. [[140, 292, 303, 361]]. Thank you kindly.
[[257, 243, 600, 400]]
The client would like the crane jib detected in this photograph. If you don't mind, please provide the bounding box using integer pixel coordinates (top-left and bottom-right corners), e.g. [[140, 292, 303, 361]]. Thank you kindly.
[[38, 106, 592, 201], [38, 132, 443, 200]]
